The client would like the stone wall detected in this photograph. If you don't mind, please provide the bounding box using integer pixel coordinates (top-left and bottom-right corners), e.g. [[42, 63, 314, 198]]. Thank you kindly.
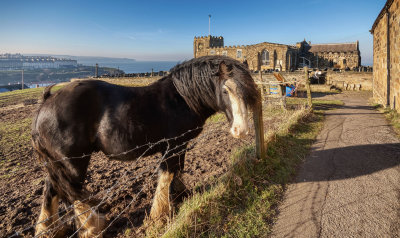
[[311, 51, 360, 69], [71, 77, 160, 87], [389, 0, 400, 111], [251, 71, 304, 82], [326, 72, 373, 90], [371, 0, 400, 111], [251, 71, 372, 91]]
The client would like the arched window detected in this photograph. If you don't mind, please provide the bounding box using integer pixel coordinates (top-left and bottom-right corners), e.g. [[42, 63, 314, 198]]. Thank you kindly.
[[261, 50, 269, 65]]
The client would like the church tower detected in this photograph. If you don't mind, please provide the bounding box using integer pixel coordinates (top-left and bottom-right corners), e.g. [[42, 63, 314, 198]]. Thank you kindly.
[[193, 36, 224, 58]]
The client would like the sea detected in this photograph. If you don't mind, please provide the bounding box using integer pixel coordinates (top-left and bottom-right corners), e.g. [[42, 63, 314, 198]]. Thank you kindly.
[[1, 57, 182, 90], [22, 60, 180, 88]]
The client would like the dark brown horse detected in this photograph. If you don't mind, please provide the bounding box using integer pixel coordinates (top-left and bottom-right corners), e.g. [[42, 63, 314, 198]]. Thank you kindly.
[[32, 56, 258, 237]]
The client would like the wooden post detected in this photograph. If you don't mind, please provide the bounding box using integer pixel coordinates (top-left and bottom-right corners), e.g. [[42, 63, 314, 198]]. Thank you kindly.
[[304, 67, 312, 108], [253, 88, 266, 160], [21, 69, 24, 90], [259, 70, 264, 99], [278, 83, 283, 97], [281, 95, 286, 109]]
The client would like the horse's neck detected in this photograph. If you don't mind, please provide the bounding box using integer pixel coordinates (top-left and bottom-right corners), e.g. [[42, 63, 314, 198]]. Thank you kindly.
[[146, 77, 216, 124]]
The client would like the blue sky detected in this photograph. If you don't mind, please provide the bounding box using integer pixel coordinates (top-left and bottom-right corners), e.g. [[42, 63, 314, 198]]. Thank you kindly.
[[0, 0, 385, 64]]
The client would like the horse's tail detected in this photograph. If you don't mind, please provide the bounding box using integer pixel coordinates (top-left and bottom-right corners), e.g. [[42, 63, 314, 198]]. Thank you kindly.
[[43, 84, 56, 101]]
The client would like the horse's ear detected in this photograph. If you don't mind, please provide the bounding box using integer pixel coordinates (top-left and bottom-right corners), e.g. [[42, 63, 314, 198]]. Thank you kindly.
[[243, 60, 248, 68], [218, 61, 229, 79]]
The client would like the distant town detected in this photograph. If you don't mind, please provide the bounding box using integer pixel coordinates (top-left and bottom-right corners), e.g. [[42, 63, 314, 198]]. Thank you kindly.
[[0, 53, 77, 70]]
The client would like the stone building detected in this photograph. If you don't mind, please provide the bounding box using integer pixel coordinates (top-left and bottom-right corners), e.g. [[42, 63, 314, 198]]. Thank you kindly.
[[296, 40, 361, 69], [194, 36, 361, 71], [370, 0, 400, 112], [194, 36, 298, 71]]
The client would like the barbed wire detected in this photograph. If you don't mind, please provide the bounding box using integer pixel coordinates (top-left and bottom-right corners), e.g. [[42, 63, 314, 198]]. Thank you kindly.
[[7, 117, 241, 238], [35, 122, 227, 237], [11, 102, 292, 237], [8, 109, 291, 238]]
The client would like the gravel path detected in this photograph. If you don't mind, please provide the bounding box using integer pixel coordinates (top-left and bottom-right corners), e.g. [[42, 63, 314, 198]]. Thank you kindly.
[[271, 91, 400, 238]]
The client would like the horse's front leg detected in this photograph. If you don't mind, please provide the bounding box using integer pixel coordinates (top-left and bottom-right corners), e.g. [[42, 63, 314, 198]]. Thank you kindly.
[[149, 152, 187, 220]]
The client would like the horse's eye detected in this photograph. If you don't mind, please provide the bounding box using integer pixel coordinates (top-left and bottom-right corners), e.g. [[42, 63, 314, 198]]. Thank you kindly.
[[223, 89, 228, 94]]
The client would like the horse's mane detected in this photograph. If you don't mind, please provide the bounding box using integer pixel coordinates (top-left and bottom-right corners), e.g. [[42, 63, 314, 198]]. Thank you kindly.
[[170, 56, 258, 115]]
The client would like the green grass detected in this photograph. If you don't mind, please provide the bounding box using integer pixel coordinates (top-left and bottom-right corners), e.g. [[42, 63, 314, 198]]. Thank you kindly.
[[373, 104, 400, 136], [206, 113, 227, 124], [0, 85, 64, 107], [286, 97, 344, 107], [0, 85, 64, 177], [0, 117, 32, 177], [146, 105, 328, 237]]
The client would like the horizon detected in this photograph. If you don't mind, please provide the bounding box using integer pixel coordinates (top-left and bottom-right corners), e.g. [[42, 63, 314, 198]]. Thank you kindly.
[[1, 0, 386, 65]]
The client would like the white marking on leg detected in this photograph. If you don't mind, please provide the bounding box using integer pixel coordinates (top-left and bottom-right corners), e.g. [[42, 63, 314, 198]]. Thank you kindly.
[[35, 195, 59, 237], [224, 79, 249, 138], [73, 200, 105, 238], [150, 171, 174, 220]]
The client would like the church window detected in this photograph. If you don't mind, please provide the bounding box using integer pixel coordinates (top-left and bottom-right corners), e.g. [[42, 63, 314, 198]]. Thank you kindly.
[[261, 50, 270, 65], [236, 49, 242, 59]]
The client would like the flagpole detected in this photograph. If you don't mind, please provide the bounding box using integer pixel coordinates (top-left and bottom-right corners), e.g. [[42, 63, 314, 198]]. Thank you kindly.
[[208, 14, 211, 36]]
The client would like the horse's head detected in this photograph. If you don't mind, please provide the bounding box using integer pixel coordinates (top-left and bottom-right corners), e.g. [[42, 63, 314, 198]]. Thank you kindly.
[[170, 56, 259, 138], [216, 61, 258, 138]]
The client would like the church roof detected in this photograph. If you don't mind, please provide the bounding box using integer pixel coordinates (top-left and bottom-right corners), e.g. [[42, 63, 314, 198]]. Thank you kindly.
[[309, 42, 358, 53]]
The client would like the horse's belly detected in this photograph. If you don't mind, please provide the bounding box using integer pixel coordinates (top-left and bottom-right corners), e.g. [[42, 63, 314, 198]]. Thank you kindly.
[[101, 142, 161, 161]]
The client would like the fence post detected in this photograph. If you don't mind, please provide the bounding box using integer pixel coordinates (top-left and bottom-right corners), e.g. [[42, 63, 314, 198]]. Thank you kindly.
[[304, 67, 312, 108], [259, 70, 265, 99], [253, 88, 266, 160]]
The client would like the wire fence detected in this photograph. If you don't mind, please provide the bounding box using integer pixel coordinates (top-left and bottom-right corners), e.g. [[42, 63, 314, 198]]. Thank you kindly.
[[4, 115, 254, 237]]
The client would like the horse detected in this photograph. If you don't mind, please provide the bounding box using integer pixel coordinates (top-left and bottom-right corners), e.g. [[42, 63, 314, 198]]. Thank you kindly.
[[31, 55, 259, 237]]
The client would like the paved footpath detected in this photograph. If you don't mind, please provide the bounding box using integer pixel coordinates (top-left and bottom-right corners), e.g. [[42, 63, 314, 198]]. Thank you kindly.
[[271, 92, 400, 238]]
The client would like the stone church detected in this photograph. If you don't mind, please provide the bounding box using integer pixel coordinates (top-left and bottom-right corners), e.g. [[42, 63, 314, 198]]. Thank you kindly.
[[193, 36, 361, 71]]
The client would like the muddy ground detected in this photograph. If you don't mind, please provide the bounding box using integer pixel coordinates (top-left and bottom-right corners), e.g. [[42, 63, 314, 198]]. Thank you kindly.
[[0, 98, 288, 238]]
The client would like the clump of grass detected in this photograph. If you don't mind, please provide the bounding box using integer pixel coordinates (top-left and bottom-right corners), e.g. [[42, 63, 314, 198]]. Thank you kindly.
[[374, 104, 400, 136], [146, 105, 326, 237], [206, 113, 227, 124]]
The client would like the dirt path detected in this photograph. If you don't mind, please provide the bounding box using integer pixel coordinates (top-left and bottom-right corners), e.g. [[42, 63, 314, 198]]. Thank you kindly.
[[271, 91, 400, 238]]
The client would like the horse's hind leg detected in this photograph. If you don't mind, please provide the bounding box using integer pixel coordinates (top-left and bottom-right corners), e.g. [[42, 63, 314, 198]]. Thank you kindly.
[[62, 156, 105, 238], [38, 153, 104, 238], [35, 177, 66, 238], [170, 154, 189, 205], [73, 200, 105, 238]]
